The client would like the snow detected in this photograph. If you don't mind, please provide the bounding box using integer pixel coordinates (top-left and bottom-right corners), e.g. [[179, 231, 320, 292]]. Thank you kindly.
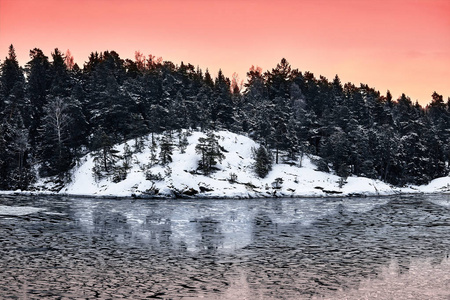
[[414, 177, 450, 193], [9, 129, 450, 198]]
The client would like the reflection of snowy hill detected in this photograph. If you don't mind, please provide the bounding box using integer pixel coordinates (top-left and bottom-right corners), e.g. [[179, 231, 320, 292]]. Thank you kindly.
[[67, 197, 395, 253], [21, 130, 450, 198]]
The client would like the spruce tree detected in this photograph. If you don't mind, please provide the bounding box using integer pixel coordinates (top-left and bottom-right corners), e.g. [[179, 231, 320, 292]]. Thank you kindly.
[[253, 145, 272, 178], [0, 45, 31, 189], [1, 45, 23, 101], [26, 48, 51, 147]]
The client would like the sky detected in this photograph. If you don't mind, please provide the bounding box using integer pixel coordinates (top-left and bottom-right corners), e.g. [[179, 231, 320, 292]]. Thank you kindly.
[[0, 0, 449, 105]]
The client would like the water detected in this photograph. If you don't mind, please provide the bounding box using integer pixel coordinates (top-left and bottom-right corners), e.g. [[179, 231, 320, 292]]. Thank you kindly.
[[1, 194, 450, 299]]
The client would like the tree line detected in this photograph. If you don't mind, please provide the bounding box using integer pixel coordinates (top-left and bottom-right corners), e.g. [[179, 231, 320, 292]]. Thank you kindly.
[[1, 45, 449, 190]]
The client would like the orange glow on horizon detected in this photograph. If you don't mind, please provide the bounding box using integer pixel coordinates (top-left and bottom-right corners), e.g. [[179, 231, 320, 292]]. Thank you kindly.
[[0, 0, 449, 105]]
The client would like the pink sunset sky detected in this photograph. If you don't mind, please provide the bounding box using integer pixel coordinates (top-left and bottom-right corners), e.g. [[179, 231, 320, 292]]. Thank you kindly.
[[0, 0, 449, 105]]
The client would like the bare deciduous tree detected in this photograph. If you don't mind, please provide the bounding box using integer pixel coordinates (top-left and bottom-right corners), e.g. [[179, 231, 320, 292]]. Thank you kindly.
[[64, 49, 74, 70], [43, 97, 70, 159], [231, 72, 243, 94]]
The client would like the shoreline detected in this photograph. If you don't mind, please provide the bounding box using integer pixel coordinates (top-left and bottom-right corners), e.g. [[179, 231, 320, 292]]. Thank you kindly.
[[2, 131, 450, 201], [0, 189, 432, 201]]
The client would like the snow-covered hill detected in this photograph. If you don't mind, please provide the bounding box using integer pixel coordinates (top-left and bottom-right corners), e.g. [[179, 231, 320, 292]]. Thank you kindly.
[[24, 129, 439, 199], [0, 130, 441, 198]]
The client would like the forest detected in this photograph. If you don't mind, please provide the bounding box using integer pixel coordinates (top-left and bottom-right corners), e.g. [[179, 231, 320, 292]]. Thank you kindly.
[[0, 44, 449, 191]]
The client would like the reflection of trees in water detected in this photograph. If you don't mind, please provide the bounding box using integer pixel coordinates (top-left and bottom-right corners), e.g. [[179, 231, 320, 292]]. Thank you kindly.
[[192, 217, 224, 252], [65, 196, 450, 298], [252, 213, 275, 240], [397, 255, 411, 274], [92, 209, 132, 242], [87, 204, 176, 250], [144, 213, 172, 250], [270, 199, 283, 213], [239, 198, 450, 298], [4, 195, 450, 299]]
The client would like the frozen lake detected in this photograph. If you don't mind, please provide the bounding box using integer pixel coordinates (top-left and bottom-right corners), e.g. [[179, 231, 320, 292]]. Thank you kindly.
[[1, 194, 450, 299]]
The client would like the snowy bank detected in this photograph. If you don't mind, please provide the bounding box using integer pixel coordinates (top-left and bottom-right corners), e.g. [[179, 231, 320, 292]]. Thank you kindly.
[[4, 130, 450, 199]]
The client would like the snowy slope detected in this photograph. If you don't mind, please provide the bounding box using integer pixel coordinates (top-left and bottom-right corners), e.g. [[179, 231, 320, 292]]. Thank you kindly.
[[0, 129, 442, 198], [56, 129, 423, 198]]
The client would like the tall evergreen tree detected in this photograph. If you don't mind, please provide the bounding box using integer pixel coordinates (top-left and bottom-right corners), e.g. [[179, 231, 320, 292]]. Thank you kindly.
[[195, 131, 225, 175], [1, 45, 23, 102], [0, 45, 31, 189], [211, 69, 234, 129], [26, 48, 51, 147], [159, 131, 174, 165], [92, 130, 120, 180], [253, 145, 272, 178]]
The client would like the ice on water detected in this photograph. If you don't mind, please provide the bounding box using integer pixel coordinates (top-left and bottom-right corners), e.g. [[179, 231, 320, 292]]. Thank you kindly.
[[0, 205, 45, 216]]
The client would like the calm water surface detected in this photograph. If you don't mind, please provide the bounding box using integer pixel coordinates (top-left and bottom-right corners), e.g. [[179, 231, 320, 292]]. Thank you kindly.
[[1, 194, 450, 299]]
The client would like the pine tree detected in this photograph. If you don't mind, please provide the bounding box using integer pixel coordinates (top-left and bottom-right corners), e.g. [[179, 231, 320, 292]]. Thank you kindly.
[[1, 45, 23, 102], [159, 131, 173, 165], [211, 69, 234, 130], [320, 129, 351, 178], [195, 131, 225, 175], [133, 136, 145, 153], [0, 115, 31, 189], [177, 129, 189, 153], [253, 145, 272, 178], [285, 117, 299, 162], [264, 58, 292, 99], [148, 133, 159, 167], [66, 84, 88, 156], [0, 45, 31, 189], [92, 131, 120, 180], [122, 143, 133, 170], [26, 48, 51, 147]]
